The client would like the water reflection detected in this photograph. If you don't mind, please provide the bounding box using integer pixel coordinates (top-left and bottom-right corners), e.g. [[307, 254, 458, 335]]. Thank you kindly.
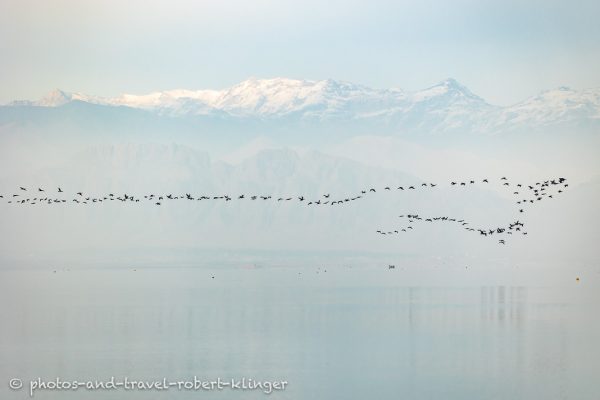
[[0, 270, 598, 400], [480, 286, 528, 322]]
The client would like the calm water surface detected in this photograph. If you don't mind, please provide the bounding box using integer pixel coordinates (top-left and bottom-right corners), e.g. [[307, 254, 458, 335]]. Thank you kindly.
[[1, 267, 599, 399]]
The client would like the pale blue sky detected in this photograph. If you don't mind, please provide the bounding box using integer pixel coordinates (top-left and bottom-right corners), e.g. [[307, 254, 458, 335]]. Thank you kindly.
[[1, 0, 599, 105]]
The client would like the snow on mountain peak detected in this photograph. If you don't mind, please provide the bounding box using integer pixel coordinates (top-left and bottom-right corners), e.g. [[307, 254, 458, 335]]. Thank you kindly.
[[6, 78, 479, 114], [490, 85, 600, 128], [5, 78, 600, 134], [39, 89, 73, 106], [412, 78, 486, 104]]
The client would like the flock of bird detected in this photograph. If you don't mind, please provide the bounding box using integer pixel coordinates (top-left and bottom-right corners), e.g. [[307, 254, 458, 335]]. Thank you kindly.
[[374, 177, 567, 244], [0, 176, 568, 245]]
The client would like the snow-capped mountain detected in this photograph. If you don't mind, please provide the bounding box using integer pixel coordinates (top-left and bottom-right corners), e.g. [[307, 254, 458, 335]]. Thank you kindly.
[[4, 77, 600, 134], [492, 86, 600, 130], [10, 77, 408, 118]]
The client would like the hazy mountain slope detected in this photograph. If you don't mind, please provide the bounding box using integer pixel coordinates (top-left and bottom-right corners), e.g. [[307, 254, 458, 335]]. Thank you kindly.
[[0, 144, 524, 267]]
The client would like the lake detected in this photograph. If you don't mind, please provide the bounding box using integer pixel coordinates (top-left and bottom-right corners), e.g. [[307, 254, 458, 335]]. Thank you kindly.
[[1, 266, 599, 399]]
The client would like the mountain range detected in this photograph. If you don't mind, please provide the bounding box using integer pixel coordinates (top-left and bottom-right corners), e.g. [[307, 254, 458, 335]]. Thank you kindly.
[[4, 78, 600, 135]]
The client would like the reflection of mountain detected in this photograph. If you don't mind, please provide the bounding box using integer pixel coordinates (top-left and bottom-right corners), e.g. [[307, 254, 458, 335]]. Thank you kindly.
[[3, 78, 600, 135]]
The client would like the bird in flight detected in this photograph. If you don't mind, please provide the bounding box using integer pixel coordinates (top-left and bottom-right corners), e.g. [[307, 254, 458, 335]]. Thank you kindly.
[[1, 176, 567, 250]]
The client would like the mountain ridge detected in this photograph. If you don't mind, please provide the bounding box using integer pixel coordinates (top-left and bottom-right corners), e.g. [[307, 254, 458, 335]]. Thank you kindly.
[[4, 77, 600, 135]]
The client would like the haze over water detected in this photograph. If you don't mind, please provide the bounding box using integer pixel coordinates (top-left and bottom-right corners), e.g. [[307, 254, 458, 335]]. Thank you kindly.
[[1, 266, 599, 400]]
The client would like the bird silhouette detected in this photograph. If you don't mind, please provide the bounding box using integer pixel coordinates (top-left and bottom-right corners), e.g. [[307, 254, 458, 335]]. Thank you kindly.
[[2, 175, 568, 250]]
